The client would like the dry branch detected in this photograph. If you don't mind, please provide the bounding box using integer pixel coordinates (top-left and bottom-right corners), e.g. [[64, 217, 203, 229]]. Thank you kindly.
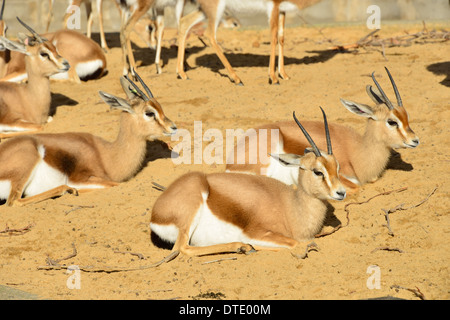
[[315, 187, 408, 238], [381, 186, 437, 236], [0, 223, 35, 236], [328, 22, 449, 55], [391, 285, 426, 300], [46, 243, 78, 266], [38, 250, 180, 273]]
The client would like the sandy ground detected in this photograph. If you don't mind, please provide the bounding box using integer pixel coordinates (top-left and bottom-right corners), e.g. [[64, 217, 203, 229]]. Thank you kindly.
[[0, 21, 449, 300]]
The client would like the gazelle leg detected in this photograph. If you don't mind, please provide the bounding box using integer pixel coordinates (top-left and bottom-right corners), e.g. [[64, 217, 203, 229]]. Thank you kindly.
[[204, 18, 243, 85], [96, 0, 109, 51], [9, 185, 78, 207], [268, 2, 280, 85], [172, 230, 254, 257], [176, 10, 206, 80], [75, 177, 119, 193], [154, 14, 164, 74], [120, 1, 154, 77], [277, 11, 290, 80], [0, 124, 43, 139], [85, 0, 93, 38]]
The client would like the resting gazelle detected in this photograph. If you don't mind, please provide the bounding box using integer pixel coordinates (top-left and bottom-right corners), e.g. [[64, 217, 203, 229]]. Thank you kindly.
[[226, 68, 420, 191], [150, 108, 346, 258], [0, 17, 70, 138], [0, 73, 177, 206]]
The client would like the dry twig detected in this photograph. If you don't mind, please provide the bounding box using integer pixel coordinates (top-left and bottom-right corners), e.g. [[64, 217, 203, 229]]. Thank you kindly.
[[315, 187, 408, 238], [381, 186, 438, 236], [328, 22, 449, 57], [38, 250, 180, 273], [0, 223, 35, 236], [46, 243, 78, 266], [391, 285, 426, 300], [114, 250, 145, 260]]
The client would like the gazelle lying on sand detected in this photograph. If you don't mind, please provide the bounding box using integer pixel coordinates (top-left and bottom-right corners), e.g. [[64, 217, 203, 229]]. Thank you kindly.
[[0, 17, 70, 139], [150, 108, 346, 259], [176, 0, 322, 85], [226, 68, 420, 191], [1, 29, 107, 83], [0, 1, 106, 83], [0, 72, 177, 206]]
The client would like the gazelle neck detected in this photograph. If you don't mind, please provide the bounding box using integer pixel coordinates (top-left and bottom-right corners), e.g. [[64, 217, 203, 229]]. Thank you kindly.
[[355, 119, 391, 183], [289, 184, 328, 240], [102, 112, 148, 182], [24, 55, 52, 122]]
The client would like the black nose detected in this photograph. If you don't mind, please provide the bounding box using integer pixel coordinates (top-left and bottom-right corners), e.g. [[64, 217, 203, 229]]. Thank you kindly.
[[336, 191, 346, 199], [412, 139, 419, 145]]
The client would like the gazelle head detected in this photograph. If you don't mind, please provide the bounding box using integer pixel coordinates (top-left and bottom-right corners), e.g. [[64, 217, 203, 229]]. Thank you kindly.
[[99, 71, 177, 140], [340, 67, 419, 149], [0, 17, 70, 77], [271, 108, 346, 201]]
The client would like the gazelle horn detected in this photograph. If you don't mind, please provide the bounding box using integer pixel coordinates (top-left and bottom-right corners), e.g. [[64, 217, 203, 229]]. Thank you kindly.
[[16, 17, 46, 43], [293, 111, 321, 157], [319, 107, 332, 155], [371, 71, 394, 110], [384, 67, 403, 107]]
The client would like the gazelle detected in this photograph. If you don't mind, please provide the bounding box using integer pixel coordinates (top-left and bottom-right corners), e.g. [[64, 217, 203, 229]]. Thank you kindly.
[[115, 0, 156, 77], [0, 18, 70, 139], [150, 108, 346, 259], [0, 72, 177, 207], [226, 68, 420, 191], [128, 0, 186, 74], [176, 0, 322, 85], [0, 29, 107, 83]]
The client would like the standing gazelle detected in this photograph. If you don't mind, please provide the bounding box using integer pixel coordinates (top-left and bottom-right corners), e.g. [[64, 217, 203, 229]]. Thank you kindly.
[[176, 0, 322, 85], [226, 68, 420, 191], [0, 17, 70, 138], [0, 73, 177, 206], [150, 108, 346, 259]]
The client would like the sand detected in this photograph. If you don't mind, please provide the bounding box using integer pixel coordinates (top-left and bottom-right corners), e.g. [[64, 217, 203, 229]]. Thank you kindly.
[[0, 21, 449, 300]]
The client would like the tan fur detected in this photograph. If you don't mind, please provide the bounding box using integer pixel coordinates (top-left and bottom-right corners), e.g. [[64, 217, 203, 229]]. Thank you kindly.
[[176, 0, 323, 84], [0, 30, 107, 83], [151, 115, 346, 259], [45, 0, 109, 50], [0, 76, 177, 206], [115, 0, 156, 77], [226, 75, 419, 190], [0, 30, 70, 138]]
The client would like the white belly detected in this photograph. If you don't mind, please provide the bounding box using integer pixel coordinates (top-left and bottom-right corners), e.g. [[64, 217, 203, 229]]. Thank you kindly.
[[150, 192, 288, 249]]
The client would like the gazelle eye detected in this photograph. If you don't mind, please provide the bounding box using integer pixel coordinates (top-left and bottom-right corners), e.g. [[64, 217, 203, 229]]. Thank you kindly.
[[313, 170, 324, 177], [387, 119, 398, 127], [40, 52, 50, 59], [145, 111, 155, 118]]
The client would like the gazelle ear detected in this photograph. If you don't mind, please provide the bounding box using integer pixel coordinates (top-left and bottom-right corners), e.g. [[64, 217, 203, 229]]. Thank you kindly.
[[98, 91, 135, 114], [269, 153, 302, 167], [340, 98, 377, 120], [120, 76, 146, 101], [0, 36, 28, 55]]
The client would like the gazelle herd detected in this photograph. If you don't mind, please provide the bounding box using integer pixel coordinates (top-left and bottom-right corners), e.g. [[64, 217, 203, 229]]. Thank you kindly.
[[0, 0, 421, 264]]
